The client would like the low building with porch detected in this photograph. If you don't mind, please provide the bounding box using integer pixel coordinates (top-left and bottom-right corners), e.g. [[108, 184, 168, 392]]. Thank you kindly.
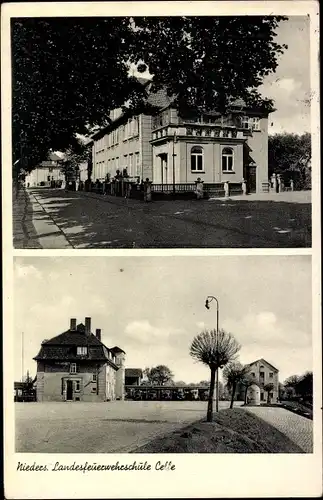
[[90, 80, 272, 194], [33, 317, 125, 402], [125, 368, 143, 386]]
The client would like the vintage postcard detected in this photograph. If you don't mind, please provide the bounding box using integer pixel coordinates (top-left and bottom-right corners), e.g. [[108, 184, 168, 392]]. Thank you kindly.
[[1, 1, 321, 499]]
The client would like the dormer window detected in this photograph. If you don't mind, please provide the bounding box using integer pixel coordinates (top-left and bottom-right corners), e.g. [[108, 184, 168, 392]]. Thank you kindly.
[[77, 347, 87, 356]]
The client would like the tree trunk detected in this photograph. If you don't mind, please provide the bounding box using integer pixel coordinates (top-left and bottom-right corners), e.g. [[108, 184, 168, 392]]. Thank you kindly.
[[215, 367, 219, 412], [207, 367, 216, 422], [244, 386, 248, 404], [230, 383, 236, 409]]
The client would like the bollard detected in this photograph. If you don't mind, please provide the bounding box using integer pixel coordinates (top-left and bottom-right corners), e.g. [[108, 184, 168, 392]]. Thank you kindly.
[[242, 179, 247, 195], [224, 181, 230, 198]]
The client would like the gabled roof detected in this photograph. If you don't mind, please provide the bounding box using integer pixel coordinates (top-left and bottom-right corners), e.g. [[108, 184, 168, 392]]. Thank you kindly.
[[42, 323, 102, 346], [33, 323, 119, 368], [248, 358, 279, 372], [125, 368, 143, 378]]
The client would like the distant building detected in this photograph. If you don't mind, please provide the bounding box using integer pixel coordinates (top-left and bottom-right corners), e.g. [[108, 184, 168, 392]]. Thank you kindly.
[[25, 152, 65, 187], [125, 368, 143, 386], [90, 80, 272, 193], [33, 317, 125, 402], [236, 358, 279, 403], [14, 380, 36, 402]]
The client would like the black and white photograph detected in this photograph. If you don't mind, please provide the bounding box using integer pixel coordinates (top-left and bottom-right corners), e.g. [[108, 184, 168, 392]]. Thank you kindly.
[[11, 13, 313, 249], [1, 1, 321, 499], [14, 255, 313, 454]]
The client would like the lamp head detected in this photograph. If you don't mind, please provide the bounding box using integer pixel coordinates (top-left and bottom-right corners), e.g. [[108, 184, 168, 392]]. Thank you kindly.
[[205, 299, 210, 310]]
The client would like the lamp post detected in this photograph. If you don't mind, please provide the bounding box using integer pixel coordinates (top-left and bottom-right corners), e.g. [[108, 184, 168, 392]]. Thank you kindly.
[[205, 295, 220, 412], [172, 131, 177, 195]]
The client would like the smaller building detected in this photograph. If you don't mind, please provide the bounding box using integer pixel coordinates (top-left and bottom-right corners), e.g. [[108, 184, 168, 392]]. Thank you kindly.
[[14, 381, 36, 402], [125, 368, 143, 386], [25, 152, 65, 187], [237, 358, 279, 403]]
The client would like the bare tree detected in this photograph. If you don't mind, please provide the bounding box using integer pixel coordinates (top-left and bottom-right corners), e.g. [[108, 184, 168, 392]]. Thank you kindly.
[[223, 362, 251, 408], [190, 329, 241, 422]]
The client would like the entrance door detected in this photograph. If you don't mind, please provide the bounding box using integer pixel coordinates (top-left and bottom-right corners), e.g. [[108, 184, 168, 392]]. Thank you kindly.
[[160, 154, 168, 185], [247, 166, 257, 193], [66, 380, 73, 401]]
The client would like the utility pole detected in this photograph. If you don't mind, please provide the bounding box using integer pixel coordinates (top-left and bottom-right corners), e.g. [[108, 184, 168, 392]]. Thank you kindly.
[[22, 331, 24, 382], [172, 131, 177, 195]]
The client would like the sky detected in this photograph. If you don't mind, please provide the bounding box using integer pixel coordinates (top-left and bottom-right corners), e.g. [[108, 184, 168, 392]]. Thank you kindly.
[[14, 255, 312, 384], [130, 15, 311, 137]]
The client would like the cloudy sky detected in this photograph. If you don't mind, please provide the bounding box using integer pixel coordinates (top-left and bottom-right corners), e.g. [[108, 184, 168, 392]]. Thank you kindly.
[[14, 255, 312, 384], [133, 15, 311, 136]]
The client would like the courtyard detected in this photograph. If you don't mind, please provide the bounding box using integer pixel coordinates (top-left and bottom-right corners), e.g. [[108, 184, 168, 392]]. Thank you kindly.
[[15, 400, 312, 453], [16, 400, 238, 453]]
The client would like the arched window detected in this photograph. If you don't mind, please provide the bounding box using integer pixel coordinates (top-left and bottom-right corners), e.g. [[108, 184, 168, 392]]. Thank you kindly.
[[222, 147, 234, 172], [191, 146, 204, 172]]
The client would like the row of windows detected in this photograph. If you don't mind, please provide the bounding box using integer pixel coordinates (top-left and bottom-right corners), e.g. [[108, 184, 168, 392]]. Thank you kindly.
[[190, 146, 234, 173], [74, 348, 116, 363], [70, 363, 98, 380], [96, 118, 140, 150], [152, 113, 261, 130], [251, 371, 274, 378], [96, 152, 141, 178]]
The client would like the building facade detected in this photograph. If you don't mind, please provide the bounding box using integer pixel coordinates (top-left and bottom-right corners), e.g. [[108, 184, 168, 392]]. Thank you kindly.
[[25, 152, 65, 187], [33, 317, 125, 402], [91, 84, 271, 193], [236, 358, 279, 403]]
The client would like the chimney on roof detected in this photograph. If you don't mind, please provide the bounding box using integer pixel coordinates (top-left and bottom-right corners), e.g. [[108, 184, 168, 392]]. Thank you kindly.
[[70, 318, 77, 331], [85, 317, 91, 335], [95, 328, 101, 342]]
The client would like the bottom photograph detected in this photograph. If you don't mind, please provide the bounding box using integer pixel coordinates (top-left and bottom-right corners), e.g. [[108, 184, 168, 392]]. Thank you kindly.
[[13, 255, 312, 454]]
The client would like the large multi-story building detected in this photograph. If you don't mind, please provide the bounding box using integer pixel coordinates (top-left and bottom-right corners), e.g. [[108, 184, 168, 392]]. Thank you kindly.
[[91, 81, 272, 193], [33, 317, 125, 402]]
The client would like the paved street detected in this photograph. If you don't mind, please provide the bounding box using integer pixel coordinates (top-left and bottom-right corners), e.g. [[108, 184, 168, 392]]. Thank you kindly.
[[13, 188, 311, 248], [243, 406, 313, 452], [16, 400, 241, 453]]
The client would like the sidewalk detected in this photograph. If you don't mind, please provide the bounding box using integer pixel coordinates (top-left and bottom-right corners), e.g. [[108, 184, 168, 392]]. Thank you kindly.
[[243, 406, 313, 452], [13, 188, 72, 249], [209, 190, 312, 204]]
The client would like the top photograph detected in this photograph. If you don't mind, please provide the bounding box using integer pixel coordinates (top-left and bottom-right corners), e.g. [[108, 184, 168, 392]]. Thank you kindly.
[[12, 15, 312, 249]]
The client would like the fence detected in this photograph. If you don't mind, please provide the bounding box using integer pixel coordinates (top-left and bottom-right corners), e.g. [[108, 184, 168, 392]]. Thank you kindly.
[[79, 180, 244, 199]]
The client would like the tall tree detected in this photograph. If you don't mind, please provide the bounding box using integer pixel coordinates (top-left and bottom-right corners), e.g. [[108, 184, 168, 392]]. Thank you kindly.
[[223, 362, 251, 409], [143, 365, 174, 386], [190, 329, 240, 422], [268, 132, 311, 188], [295, 371, 313, 401], [12, 16, 288, 170]]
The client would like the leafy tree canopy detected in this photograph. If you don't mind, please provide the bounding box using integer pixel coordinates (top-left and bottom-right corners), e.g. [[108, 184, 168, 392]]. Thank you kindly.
[[12, 16, 288, 169], [143, 365, 174, 386], [268, 132, 311, 187]]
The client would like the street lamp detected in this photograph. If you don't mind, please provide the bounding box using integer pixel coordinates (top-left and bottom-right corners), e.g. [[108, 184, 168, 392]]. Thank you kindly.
[[205, 295, 220, 413], [172, 131, 177, 195]]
